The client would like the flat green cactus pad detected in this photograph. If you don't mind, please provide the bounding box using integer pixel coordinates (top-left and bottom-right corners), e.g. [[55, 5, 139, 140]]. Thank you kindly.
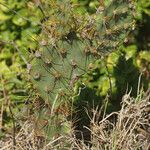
[[29, 0, 135, 110], [30, 40, 95, 109]]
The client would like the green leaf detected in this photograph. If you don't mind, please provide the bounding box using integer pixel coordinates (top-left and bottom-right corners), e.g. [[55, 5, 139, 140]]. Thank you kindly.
[[12, 9, 28, 26], [139, 51, 150, 62]]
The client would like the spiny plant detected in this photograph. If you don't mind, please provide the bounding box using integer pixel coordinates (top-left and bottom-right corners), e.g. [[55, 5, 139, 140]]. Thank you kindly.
[[28, 0, 135, 140]]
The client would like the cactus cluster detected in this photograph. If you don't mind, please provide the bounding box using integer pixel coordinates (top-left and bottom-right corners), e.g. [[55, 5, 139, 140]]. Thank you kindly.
[[28, 0, 135, 137]]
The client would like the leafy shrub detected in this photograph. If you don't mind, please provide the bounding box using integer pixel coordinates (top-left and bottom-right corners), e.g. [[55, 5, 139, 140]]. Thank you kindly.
[[0, 0, 41, 134]]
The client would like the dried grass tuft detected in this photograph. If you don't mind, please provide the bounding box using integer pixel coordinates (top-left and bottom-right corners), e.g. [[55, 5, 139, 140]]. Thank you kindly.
[[0, 89, 149, 150], [90, 89, 150, 150]]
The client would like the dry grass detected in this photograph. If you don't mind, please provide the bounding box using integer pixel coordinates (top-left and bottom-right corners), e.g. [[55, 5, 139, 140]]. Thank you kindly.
[[90, 89, 150, 150], [0, 89, 149, 150]]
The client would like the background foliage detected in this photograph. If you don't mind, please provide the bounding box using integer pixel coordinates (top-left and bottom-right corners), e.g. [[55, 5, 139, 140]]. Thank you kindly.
[[0, 0, 42, 136]]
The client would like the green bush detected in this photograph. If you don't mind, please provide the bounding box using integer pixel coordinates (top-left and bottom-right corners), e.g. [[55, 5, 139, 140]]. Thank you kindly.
[[0, 0, 41, 134]]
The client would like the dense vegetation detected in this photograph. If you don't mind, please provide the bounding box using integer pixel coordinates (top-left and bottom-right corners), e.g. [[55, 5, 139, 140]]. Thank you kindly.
[[0, 0, 149, 149]]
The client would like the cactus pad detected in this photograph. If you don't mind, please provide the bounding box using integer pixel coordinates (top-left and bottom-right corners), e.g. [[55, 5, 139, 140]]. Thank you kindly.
[[29, 0, 135, 111]]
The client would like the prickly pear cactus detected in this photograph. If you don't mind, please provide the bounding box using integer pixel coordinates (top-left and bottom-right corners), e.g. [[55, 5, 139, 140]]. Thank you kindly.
[[94, 0, 135, 54], [29, 0, 135, 136]]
